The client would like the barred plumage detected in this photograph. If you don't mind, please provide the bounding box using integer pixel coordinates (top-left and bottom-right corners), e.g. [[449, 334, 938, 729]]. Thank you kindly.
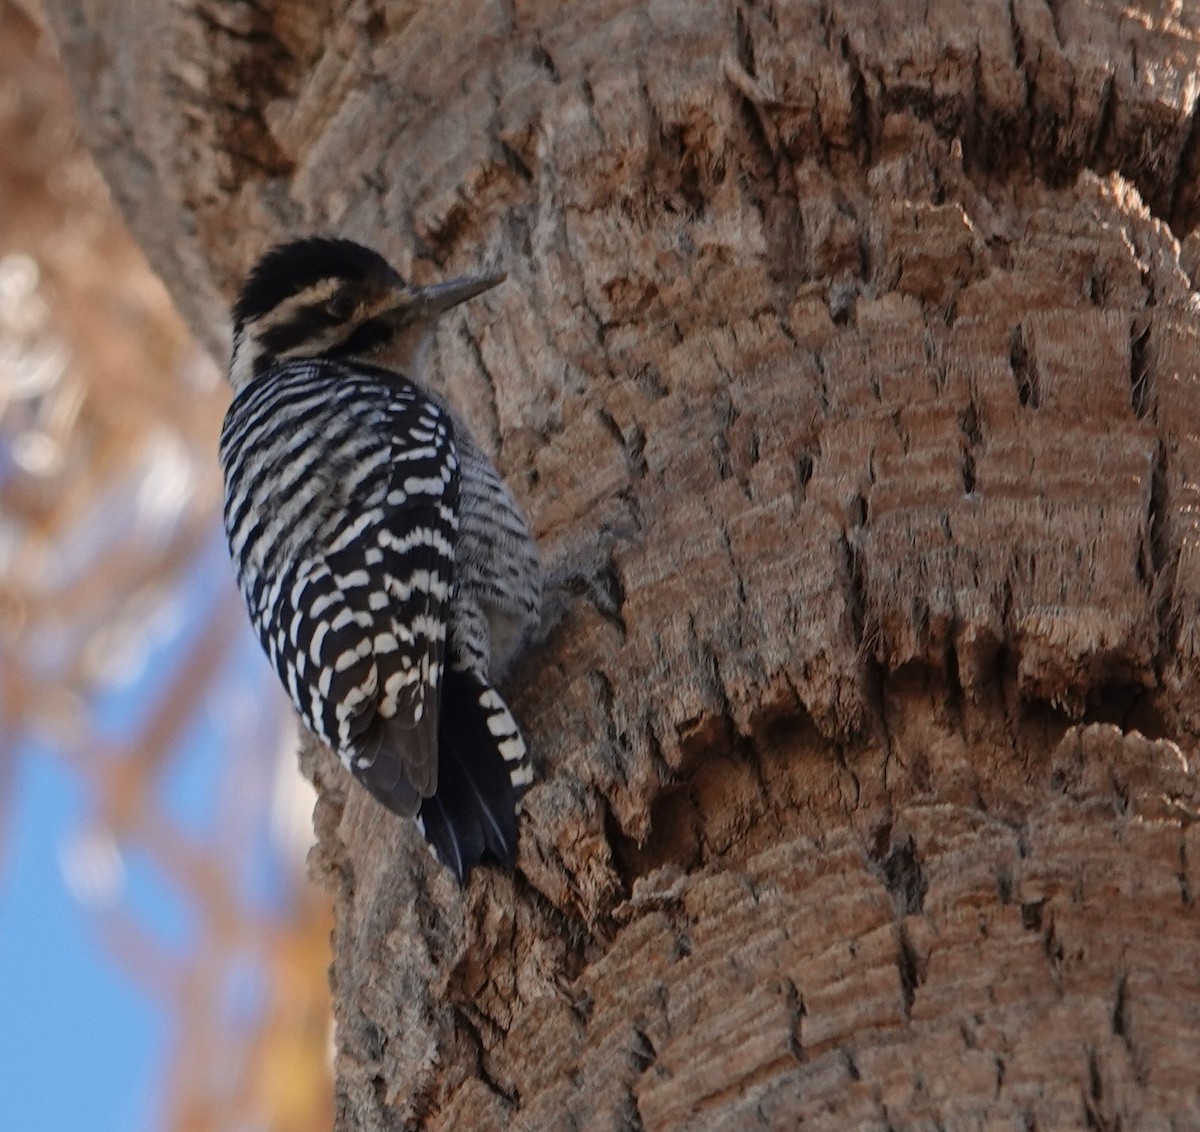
[[220, 238, 540, 882]]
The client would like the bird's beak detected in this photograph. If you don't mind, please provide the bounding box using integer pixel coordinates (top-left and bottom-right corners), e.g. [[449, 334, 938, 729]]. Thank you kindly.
[[410, 272, 507, 316]]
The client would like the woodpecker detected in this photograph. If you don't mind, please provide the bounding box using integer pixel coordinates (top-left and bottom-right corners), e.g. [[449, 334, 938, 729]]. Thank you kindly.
[[219, 237, 540, 882]]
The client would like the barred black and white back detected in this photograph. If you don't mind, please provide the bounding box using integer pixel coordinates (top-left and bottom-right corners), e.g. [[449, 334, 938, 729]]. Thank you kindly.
[[219, 238, 539, 882]]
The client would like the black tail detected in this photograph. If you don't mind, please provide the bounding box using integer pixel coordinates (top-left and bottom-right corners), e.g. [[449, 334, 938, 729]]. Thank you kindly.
[[416, 666, 532, 884]]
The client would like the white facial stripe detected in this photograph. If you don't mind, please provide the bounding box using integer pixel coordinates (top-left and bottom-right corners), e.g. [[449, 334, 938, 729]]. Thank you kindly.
[[251, 279, 343, 335], [229, 330, 267, 393], [279, 328, 349, 359]]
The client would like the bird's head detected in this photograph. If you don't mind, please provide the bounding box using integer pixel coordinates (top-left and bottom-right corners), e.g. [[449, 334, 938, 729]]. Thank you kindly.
[[229, 237, 504, 392]]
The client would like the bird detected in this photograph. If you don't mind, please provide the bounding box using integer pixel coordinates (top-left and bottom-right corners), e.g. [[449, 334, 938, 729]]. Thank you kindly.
[[218, 236, 541, 883]]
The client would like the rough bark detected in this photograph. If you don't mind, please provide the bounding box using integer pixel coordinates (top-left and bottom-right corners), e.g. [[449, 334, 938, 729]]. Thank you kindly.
[[43, 0, 1200, 1127]]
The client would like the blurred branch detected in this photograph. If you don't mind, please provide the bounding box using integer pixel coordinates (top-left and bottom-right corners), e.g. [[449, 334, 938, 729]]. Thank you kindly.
[[0, 3, 334, 1128]]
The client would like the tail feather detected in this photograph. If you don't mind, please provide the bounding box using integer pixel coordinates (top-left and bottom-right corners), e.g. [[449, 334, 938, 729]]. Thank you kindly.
[[416, 666, 530, 884]]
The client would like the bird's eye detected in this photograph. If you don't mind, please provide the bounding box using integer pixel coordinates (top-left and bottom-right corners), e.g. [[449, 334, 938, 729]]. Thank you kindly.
[[325, 293, 356, 321]]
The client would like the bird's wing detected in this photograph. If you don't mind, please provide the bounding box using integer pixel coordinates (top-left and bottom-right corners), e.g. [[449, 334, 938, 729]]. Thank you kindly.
[[338, 380, 460, 809], [232, 365, 459, 815]]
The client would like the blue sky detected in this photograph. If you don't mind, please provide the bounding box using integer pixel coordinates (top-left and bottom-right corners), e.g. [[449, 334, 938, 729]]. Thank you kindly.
[[0, 529, 299, 1131], [1, 750, 165, 1132]]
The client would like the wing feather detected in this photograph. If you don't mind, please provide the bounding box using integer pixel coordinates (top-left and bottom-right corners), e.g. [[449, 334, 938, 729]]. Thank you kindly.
[[223, 359, 459, 815]]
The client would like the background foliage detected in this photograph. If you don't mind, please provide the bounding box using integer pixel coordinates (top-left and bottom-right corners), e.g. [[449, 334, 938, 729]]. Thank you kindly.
[[0, 4, 333, 1128]]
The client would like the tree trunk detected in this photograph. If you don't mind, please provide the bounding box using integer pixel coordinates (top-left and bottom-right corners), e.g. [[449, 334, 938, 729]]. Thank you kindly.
[[44, 0, 1200, 1127]]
